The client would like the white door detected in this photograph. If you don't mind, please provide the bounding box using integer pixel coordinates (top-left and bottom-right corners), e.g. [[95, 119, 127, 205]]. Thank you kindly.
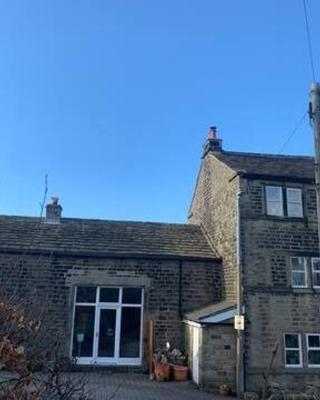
[[95, 306, 119, 363], [192, 326, 200, 385]]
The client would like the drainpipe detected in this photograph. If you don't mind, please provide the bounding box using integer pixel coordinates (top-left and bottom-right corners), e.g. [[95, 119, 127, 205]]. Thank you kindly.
[[179, 260, 183, 318], [236, 191, 245, 396]]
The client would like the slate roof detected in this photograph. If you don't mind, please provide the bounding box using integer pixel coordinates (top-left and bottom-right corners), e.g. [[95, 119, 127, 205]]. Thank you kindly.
[[0, 216, 218, 260], [215, 151, 315, 181], [184, 300, 236, 323]]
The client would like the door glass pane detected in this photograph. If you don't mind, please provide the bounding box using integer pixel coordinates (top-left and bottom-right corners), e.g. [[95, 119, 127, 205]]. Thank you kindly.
[[100, 288, 119, 303], [122, 288, 142, 304], [98, 309, 116, 357], [120, 307, 141, 358], [76, 287, 96, 303], [72, 306, 95, 357]]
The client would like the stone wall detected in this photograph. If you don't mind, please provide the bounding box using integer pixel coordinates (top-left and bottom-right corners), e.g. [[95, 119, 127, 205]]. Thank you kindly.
[[189, 153, 239, 301], [0, 251, 220, 364], [245, 292, 320, 391], [202, 323, 236, 390], [185, 322, 236, 390], [240, 178, 320, 391]]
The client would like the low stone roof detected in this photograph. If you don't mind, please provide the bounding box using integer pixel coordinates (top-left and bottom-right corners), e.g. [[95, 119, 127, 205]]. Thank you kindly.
[[215, 151, 314, 181], [184, 300, 236, 322], [0, 216, 218, 260]]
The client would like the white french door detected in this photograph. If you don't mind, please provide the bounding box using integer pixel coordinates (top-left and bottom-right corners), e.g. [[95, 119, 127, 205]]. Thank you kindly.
[[72, 286, 143, 366], [94, 306, 119, 362]]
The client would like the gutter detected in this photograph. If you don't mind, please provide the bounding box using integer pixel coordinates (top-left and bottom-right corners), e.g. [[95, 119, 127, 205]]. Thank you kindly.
[[0, 247, 220, 262]]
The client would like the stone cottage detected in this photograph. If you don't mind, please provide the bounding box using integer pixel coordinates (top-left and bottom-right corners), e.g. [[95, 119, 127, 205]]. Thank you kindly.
[[0, 127, 319, 395], [188, 128, 320, 392]]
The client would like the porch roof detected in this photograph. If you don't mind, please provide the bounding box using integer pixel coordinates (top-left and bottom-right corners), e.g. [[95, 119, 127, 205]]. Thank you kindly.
[[184, 300, 236, 324]]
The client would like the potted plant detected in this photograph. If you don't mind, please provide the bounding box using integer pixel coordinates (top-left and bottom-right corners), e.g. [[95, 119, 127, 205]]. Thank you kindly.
[[168, 348, 188, 381], [153, 349, 170, 381], [219, 383, 231, 396]]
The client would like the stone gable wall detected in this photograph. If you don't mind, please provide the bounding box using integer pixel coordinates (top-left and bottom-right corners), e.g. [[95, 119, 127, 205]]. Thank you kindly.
[[189, 154, 239, 301]]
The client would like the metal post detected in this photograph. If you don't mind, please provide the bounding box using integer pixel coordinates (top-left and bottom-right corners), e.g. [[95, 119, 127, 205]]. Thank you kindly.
[[310, 82, 320, 253], [236, 191, 245, 397]]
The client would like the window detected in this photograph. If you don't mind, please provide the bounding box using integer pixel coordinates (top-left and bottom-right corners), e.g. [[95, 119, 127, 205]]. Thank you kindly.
[[284, 334, 302, 367], [311, 258, 320, 288], [290, 257, 320, 289], [266, 186, 283, 216], [287, 188, 303, 217], [307, 334, 320, 367], [265, 186, 303, 218], [72, 286, 143, 365], [291, 257, 307, 288]]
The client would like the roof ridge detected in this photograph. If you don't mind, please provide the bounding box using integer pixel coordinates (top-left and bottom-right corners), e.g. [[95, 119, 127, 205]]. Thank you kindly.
[[221, 150, 314, 160], [0, 214, 199, 227]]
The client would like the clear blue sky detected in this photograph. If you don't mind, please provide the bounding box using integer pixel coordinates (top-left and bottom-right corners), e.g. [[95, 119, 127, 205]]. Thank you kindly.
[[1, 0, 320, 222]]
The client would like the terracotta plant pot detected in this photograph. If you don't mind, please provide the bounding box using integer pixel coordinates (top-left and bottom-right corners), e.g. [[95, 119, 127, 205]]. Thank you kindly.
[[154, 362, 170, 382], [172, 365, 188, 381]]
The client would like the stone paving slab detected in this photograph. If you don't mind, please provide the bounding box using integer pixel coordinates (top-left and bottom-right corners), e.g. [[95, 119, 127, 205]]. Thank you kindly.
[[84, 372, 235, 400]]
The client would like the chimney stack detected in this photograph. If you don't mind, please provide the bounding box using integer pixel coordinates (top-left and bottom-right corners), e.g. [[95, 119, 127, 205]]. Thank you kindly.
[[202, 126, 223, 157], [45, 197, 62, 224]]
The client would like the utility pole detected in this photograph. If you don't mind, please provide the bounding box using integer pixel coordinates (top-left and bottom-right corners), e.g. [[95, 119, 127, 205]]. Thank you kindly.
[[310, 82, 320, 252]]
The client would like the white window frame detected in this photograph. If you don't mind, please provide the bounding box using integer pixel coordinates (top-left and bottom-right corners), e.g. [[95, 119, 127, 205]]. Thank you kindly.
[[284, 333, 302, 368], [291, 257, 308, 288], [311, 258, 320, 288], [70, 286, 144, 366], [266, 186, 284, 217], [306, 334, 320, 368], [286, 188, 303, 218]]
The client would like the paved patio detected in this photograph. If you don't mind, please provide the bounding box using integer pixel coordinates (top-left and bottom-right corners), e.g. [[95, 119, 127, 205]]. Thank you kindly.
[[85, 372, 235, 400]]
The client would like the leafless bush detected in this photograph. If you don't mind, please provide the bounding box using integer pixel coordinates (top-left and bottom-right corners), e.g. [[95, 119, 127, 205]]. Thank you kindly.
[[0, 290, 92, 400]]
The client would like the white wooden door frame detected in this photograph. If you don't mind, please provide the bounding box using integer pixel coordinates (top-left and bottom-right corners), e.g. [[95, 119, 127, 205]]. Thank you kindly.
[[192, 326, 200, 385]]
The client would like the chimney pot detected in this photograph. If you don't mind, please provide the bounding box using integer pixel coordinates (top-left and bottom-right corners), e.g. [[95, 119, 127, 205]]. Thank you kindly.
[[51, 196, 59, 205], [208, 126, 217, 139], [202, 125, 223, 157], [45, 196, 62, 224]]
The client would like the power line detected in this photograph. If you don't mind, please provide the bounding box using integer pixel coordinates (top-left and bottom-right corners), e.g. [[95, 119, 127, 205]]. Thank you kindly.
[[303, 0, 316, 81], [277, 111, 308, 154]]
